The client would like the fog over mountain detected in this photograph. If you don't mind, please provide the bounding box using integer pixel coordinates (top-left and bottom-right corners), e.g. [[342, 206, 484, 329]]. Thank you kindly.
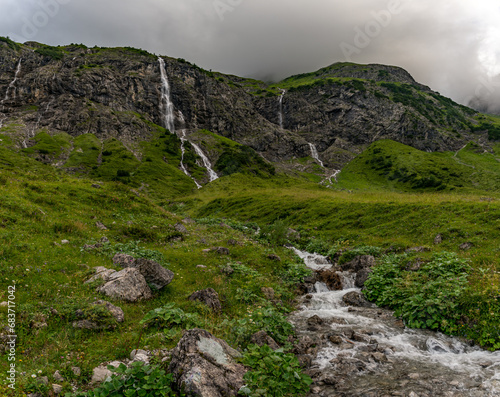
[[1, 0, 500, 112]]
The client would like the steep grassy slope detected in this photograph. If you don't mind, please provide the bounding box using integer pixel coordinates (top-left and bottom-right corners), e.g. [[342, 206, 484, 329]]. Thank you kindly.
[[0, 145, 308, 396]]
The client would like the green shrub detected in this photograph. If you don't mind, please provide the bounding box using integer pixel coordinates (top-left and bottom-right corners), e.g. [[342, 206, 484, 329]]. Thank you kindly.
[[140, 303, 201, 329], [68, 362, 177, 396], [239, 344, 312, 397], [259, 219, 289, 247], [279, 263, 313, 285], [35, 45, 64, 60], [337, 245, 383, 265], [364, 252, 471, 335]]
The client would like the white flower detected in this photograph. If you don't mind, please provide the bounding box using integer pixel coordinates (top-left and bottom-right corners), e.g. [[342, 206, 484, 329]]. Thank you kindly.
[[31, 374, 37, 378], [38, 370, 42, 374]]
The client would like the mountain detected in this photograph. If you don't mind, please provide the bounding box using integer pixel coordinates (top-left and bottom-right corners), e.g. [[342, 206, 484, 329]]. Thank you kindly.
[[1, 37, 499, 194]]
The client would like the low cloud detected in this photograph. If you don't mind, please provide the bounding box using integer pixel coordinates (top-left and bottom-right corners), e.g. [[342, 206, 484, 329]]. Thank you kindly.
[[1, 0, 499, 110]]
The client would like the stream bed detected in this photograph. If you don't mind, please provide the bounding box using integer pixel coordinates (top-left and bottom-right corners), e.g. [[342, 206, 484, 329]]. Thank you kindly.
[[289, 250, 500, 397]]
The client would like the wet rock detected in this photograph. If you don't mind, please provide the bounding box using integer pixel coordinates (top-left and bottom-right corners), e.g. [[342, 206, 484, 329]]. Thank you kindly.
[[317, 269, 343, 290], [352, 332, 372, 344], [307, 315, 324, 326], [112, 253, 136, 268], [329, 335, 343, 344], [459, 242, 474, 251], [134, 258, 174, 290], [342, 291, 372, 308], [355, 267, 372, 288], [293, 335, 317, 355], [371, 352, 388, 363], [188, 288, 222, 313], [174, 223, 188, 234], [434, 234, 442, 244], [99, 268, 152, 302], [250, 330, 280, 350], [341, 255, 376, 272], [297, 354, 313, 369], [168, 329, 247, 396]]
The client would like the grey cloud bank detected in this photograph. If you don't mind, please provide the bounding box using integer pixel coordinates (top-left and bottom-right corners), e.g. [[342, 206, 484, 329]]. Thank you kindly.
[[1, 0, 500, 111]]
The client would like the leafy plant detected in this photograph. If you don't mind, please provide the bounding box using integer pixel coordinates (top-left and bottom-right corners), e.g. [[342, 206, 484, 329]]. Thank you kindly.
[[238, 344, 312, 397], [279, 263, 312, 285], [364, 252, 471, 334], [337, 245, 383, 265], [140, 303, 201, 329], [259, 219, 289, 247], [68, 362, 177, 397]]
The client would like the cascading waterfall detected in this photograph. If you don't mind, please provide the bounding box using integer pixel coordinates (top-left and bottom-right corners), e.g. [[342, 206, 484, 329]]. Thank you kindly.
[[158, 59, 218, 186], [190, 142, 219, 182], [308, 142, 324, 167], [158, 57, 175, 133], [289, 248, 500, 396], [278, 89, 286, 129], [0, 59, 22, 129]]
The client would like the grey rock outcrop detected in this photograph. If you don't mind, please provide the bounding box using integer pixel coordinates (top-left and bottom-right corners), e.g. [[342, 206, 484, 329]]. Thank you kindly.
[[342, 291, 373, 308], [250, 330, 280, 350], [112, 253, 136, 268], [168, 329, 247, 396], [134, 258, 174, 290], [188, 288, 222, 313], [99, 268, 153, 302], [341, 255, 376, 272]]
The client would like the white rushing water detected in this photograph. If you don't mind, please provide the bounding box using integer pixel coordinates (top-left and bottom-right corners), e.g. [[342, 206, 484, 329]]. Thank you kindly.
[[278, 89, 286, 129], [0, 59, 22, 129], [158, 61, 218, 186], [190, 142, 219, 182], [158, 57, 175, 133], [290, 249, 500, 396], [308, 143, 324, 168]]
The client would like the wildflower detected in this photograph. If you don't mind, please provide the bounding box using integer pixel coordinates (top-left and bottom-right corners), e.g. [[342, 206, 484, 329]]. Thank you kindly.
[[38, 370, 42, 374], [31, 374, 36, 378]]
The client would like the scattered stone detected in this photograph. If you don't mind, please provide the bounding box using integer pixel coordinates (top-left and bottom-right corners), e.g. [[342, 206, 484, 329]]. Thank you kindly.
[[168, 328, 247, 396], [0, 302, 8, 307], [221, 265, 234, 276], [96, 221, 108, 230], [99, 268, 152, 302], [112, 253, 136, 268], [250, 330, 280, 350], [202, 249, 211, 253], [227, 239, 239, 246], [261, 287, 275, 300], [307, 315, 324, 326], [329, 335, 343, 344], [53, 370, 64, 382], [317, 269, 343, 290], [214, 247, 230, 255], [188, 288, 222, 313], [130, 349, 150, 364], [71, 367, 81, 377], [371, 352, 388, 363], [135, 258, 174, 290], [52, 384, 63, 395], [341, 255, 376, 272], [406, 246, 431, 253], [174, 223, 188, 234], [196, 265, 207, 269], [130, 349, 148, 360], [342, 291, 373, 308], [355, 267, 372, 288], [91, 184, 101, 189], [459, 242, 474, 251], [405, 259, 424, 272], [296, 354, 313, 369], [434, 234, 443, 245], [39, 376, 49, 386], [61, 239, 70, 244], [92, 300, 125, 323], [267, 254, 281, 261], [287, 228, 301, 241], [91, 361, 124, 384]]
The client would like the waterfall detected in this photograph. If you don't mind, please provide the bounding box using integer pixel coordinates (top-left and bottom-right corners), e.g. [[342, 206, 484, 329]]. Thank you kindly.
[[178, 129, 202, 189], [278, 89, 286, 129], [158, 59, 219, 186], [308, 143, 324, 167], [190, 142, 219, 182], [158, 58, 175, 133], [0, 59, 22, 129]]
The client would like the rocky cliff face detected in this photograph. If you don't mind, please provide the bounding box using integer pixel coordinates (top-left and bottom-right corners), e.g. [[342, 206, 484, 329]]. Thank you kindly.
[[0, 39, 490, 178]]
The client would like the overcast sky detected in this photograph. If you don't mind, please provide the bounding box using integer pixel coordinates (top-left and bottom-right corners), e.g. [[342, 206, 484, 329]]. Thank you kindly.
[[1, 0, 500, 111]]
